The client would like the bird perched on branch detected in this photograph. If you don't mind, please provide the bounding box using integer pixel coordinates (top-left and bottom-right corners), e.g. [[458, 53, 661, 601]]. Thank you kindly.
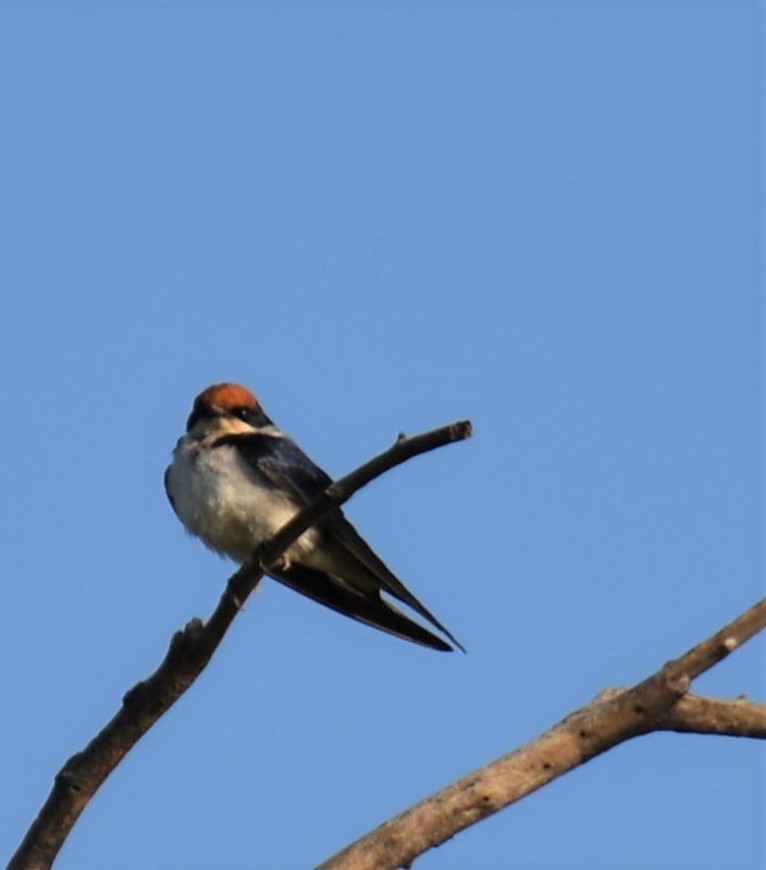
[[164, 383, 463, 652]]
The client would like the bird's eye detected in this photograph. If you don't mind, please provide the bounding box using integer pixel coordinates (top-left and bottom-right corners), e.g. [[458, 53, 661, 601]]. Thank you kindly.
[[234, 407, 252, 422]]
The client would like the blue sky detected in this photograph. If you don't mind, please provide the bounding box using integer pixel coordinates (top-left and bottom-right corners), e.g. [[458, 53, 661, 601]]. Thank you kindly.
[[1, 4, 763, 869]]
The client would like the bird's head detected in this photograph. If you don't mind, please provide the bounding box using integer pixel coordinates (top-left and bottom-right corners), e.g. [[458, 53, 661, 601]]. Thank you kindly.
[[186, 383, 273, 433]]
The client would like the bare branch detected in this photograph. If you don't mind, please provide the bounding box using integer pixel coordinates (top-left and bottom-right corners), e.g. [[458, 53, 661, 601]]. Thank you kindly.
[[8, 420, 473, 870], [11, 417, 764, 870], [317, 599, 766, 870], [657, 694, 766, 738]]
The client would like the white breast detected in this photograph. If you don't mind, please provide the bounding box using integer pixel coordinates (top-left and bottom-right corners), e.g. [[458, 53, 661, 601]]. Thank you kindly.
[[166, 438, 319, 564]]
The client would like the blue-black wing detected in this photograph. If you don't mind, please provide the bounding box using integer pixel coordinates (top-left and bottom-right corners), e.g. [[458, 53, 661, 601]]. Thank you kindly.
[[215, 431, 464, 652], [269, 563, 453, 651], [215, 431, 333, 502]]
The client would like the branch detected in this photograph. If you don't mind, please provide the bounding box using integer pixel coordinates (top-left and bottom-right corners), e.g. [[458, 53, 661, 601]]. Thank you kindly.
[[8, 420, 473, 870], [656, 694, 766, 738], [317, 598, 766, 870]]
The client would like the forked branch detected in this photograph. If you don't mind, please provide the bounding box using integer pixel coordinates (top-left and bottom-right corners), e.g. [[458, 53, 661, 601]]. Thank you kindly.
[[317, 598, 766, 870]]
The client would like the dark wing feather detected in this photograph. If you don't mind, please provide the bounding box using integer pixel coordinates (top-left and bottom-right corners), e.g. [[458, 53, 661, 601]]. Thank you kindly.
[[215, 432, 332, 501], [321, 513, 466, 653], [269, 563, 452, 652]]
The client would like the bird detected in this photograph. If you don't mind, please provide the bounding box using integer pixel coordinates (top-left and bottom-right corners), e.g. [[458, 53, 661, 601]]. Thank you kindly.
[[164, 383, 464, 652]]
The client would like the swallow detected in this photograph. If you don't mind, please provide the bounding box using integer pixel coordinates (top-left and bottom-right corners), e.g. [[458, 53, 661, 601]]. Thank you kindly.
[[164, 383, 464, 652]]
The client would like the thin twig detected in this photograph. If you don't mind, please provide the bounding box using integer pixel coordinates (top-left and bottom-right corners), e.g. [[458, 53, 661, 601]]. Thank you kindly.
[[7, 420, 473, 870]]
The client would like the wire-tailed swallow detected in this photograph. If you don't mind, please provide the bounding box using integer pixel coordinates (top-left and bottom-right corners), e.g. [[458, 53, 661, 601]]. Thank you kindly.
[[164, 383, 463, 652]]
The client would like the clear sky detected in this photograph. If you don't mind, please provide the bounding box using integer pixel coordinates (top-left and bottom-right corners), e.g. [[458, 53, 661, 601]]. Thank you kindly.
[[1, 4, 763, 869]]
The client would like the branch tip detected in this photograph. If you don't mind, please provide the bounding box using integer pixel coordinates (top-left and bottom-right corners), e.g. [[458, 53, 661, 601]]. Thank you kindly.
[[455, 420, 473, 439]]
